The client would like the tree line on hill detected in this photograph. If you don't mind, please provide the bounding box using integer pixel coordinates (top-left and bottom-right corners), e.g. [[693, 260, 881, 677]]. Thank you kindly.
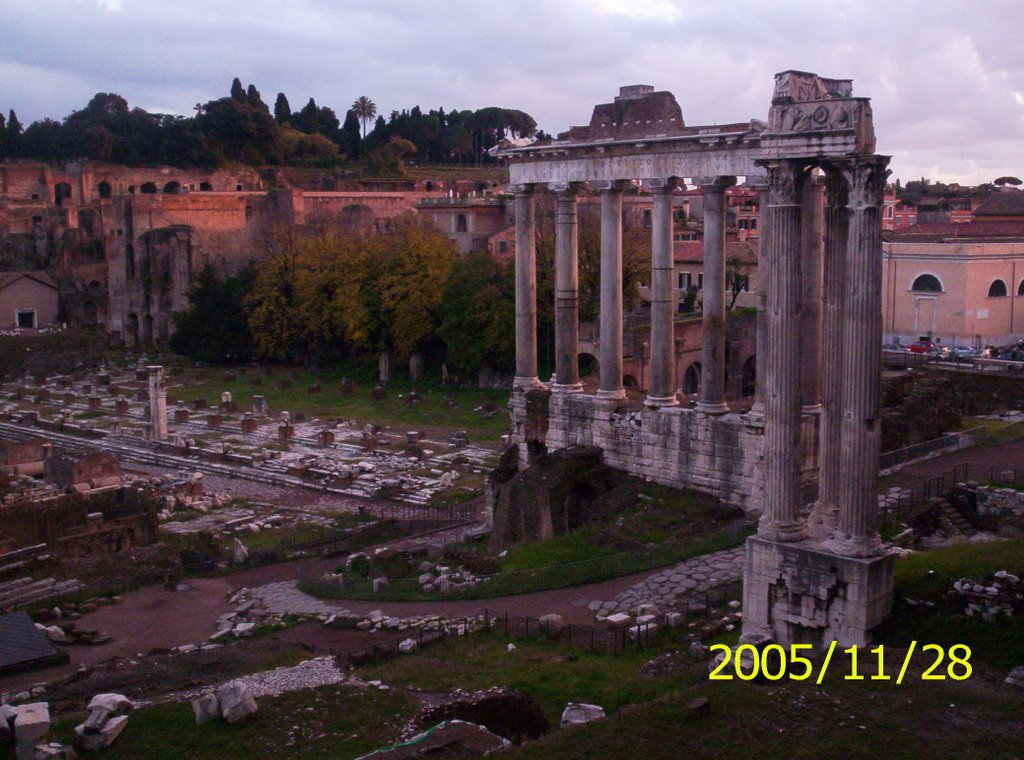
[[0, 78, 540, 170], [170, 210, 649, 381]]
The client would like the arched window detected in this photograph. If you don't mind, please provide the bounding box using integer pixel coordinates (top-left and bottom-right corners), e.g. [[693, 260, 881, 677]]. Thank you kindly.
[[1018, 280, 1024, 297], [988, 279, 1008, 297], [911, 274, 943, 293], [163, 181, 181, 194], [140, 182, 157, 194], [54, 182, 72, 206], [682, 362, 702, 395], [456, 214, 467, 232], [199, 182, 213, 191], [98, 181, 112, 199], [425, 181, 434, 191]]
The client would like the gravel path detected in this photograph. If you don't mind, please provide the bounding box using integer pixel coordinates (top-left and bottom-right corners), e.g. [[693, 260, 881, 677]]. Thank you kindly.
[[175, 656, 352, 702]]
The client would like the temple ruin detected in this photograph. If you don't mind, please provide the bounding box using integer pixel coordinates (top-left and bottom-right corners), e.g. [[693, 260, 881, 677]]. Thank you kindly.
[[500, 71, 894, 648]]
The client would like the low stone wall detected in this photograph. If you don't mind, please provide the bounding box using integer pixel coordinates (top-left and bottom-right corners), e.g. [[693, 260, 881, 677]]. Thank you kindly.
[[511, 389, 820, 513], [976, 486, 1024, 519]]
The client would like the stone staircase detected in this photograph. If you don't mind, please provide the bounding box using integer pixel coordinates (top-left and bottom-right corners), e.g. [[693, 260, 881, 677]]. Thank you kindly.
[[0, 576, 85, 611]]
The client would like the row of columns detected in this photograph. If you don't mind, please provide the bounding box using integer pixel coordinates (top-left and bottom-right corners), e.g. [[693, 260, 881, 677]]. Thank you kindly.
[[512, 177, 738, 411], [757, 156, 890, 557]]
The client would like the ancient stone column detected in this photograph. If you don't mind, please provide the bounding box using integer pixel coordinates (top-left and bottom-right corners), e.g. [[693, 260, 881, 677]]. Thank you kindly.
[[748, 184, 769, 422], [829, 157, 890, 557], [646, 181, 678, 406], [512, 185, 541, 389], [807, 170, 849, 538], [147, 365, 168, 442], [551, 183, 582, 391], [800, 176, 824, 412], [757, 160, 806, 542], [696, 177, 733, 414], [596, 181, 626, 400]]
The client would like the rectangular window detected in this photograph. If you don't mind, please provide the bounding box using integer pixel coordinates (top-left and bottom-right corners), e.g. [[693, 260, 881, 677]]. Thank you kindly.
[[698, 272, 704, 290], [678, 272, 691, 289], [885, 205, 894, 219]]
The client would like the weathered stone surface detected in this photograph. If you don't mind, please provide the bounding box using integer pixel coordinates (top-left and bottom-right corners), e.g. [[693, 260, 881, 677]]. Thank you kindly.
[[217, 681, 257, 724], [682, 697, 710, 720], [86, 694, 133, 715], [355, 720, 509, 759], [74, 714, 127, 751], [539, 613, 564, 637], [191, 694, 220, 725], [13, 703, 50, 749], [560, 702, 606, 728], [1005, 666, 1024, 690], [33, 742, 78, 759]]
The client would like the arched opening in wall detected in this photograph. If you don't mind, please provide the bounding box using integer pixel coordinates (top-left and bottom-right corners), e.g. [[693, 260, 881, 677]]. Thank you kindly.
[[682, 362, 702, 395], [988, 279, 1008, 297], [77, 209, 97, 237], [911, 273, 943, 293], [425, 181, 434, 191], [127, 185, 136, 194], [142, 314, 154, 343], [125, 244, 136, 279], [163, 181, 181, 194], [236, 184, 243, 191], [140, 182, 157, 194], [741, 355, 756, 397], [623, 375, 639, 389], [88, 280, 102, 291], [83, 301, 98, 326], [54, 182, 72, 206], [456, 214, 468, 232], [126, 313, 139, 346], [199, 182, 213, 191], [498, 240, 508, 254], [578, 353, 599, 378], [1018, 280, 1024, 297], [476, 182, 487, 192], [98, 182, 112, 199]]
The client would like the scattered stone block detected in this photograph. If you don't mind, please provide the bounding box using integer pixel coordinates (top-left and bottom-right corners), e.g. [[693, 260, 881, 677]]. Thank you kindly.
[[75, 714, 127, 751], [216, 681, 257, 724], [605, 613, 632, 629], [560, 702, 605, 728], [34, 742, 77, 759], [1006, 666, 1024, 690], [191, 694, 220, 725], [13, 703, 50, 752]]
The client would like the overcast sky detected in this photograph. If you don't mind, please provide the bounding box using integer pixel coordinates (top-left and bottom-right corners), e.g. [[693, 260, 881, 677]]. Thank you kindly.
[[2, 0, 1022, 185]]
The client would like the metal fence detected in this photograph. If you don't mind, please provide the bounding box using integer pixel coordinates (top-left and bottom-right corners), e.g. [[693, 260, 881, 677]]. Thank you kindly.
[[879, 429, 978, 471], [301, 521, 755, 602], [883, 461, 1024, 522], [337, 578, 745, 666]]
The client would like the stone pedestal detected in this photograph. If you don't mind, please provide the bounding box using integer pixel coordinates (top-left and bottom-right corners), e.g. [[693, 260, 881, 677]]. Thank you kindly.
[[252, 395, 269, 419], [278, 424, 294, 441], [114, 398, 129, 414], [741, 535, 894, 650], [206, 414, 222, 430], [63, 393, 76, 407], [317, 429, 335, 447], [88, 395, 103, 410], [174, 409, 191, 424]]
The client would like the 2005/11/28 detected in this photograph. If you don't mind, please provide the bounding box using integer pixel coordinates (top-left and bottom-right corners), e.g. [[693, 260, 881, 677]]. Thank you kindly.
[[708, 641, 972, 684]]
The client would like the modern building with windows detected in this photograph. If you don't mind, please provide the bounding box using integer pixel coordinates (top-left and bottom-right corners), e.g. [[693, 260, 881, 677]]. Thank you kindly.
[[882, 240, 1024, 346]]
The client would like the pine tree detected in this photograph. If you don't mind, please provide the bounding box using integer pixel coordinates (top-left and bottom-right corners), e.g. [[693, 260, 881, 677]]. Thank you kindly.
[[230, 78, 246, 103], [7, 110, 22, 157], [274, 93, 291, 125], [246, 84, 268, 113]]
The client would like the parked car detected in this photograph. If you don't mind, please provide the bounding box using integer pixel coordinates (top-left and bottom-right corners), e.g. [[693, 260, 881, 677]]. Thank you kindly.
[[906, 340, 938, 354]]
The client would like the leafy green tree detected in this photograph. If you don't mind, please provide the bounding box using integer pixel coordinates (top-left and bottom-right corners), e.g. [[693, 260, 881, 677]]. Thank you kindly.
[[170, 264, 255, 363], [246, 227, 306, 361], [366, 136, 416, 176], [439, 251, 515, 375]]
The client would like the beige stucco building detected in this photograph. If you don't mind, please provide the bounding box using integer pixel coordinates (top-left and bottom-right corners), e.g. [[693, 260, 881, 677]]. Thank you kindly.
[[882, 240, 1024, 346]]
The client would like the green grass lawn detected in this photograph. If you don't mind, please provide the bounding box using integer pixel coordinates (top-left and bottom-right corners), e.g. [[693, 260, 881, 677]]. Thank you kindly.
[[167, 368, 510, 441], [37, 684, 414, 760], [357, 627, 705, 728], [874, 538, 1024, 670]]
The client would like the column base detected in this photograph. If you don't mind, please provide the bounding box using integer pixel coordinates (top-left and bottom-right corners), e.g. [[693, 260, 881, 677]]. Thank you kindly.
[[596, 388, 626, 400], [550, 382, 584, 395], [756, 517, 807, 543], [644, 394, 679, 408], [695, 400, 730, 415], [822, 533, 884, 558], [805, 501, 838, 539], [742, 535, 895, 650], [513, 376, 545, 391]]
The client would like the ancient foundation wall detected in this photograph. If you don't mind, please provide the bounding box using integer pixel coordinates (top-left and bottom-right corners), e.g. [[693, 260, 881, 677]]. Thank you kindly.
[[511, 389, 820, 513]]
